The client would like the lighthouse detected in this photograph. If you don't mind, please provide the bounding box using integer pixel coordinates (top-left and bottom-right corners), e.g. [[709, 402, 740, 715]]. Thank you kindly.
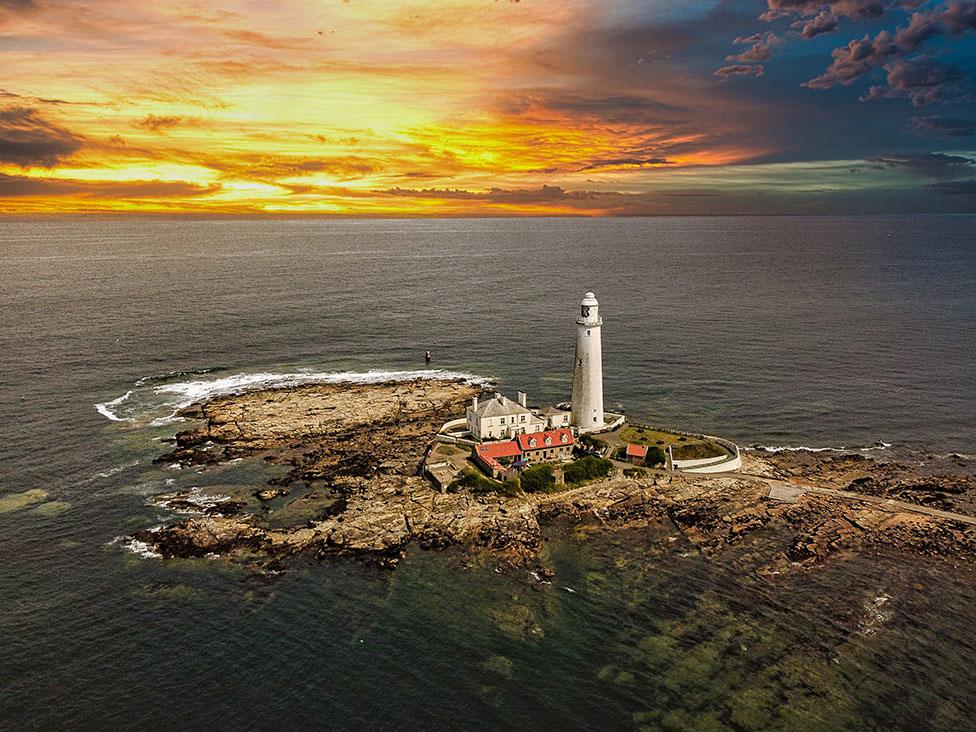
[[571, 291, 605, 432]]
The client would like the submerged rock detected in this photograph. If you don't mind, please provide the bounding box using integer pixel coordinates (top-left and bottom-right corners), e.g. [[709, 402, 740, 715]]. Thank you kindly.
[[0, 489, 49, 514]]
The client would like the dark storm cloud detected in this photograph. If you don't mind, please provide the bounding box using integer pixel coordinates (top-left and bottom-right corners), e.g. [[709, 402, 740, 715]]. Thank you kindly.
[[912, 115, 976, 135], [0, 106, 83, 167], [867, 151, 975, 177]]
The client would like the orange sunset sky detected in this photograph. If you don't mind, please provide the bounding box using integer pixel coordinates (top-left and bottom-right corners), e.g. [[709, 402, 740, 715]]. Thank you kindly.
[[2, 0, 975, 215]]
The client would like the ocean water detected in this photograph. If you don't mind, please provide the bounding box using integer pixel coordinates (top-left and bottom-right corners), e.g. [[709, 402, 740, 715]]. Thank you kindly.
[[1, 216, 975, 730]]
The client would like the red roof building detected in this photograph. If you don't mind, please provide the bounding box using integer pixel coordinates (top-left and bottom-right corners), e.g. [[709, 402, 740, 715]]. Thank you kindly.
[[474, 440, 523, 478], [517, 428, 575, 462], [625, 443, 649, 463]]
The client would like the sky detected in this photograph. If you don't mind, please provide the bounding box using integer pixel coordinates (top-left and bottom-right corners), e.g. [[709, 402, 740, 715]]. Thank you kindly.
[[1, 0, 976, 215]]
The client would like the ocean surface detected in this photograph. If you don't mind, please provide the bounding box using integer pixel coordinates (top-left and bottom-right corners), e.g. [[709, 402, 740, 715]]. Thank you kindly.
[[1, 216, 975, 730]]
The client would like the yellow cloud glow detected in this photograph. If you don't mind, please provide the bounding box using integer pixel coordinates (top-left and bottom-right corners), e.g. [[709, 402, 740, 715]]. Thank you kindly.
[[0, 0, 773, 215]]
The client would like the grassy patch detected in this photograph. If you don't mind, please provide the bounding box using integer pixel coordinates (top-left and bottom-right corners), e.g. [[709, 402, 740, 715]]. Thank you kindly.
[[449, 467, 518, 496], [433, 444, 467, 457], [620, 425, 725, 460], [520, 464, 555, 493], [579, 434, 607, 452], [564, 455, 614, 484], [672, 443, 729, 461]]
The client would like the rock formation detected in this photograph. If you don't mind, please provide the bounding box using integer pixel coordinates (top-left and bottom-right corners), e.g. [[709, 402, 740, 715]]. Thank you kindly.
[[131, 379, 976, 573]]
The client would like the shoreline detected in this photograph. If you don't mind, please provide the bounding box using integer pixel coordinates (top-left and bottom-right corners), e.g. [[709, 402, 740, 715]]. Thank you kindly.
[[128, 377, 976, 575]]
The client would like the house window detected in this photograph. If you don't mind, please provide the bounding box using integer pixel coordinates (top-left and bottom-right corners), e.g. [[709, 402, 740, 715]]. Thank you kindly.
[[520, 415, 525, 423], [500, 417, 506, 425]]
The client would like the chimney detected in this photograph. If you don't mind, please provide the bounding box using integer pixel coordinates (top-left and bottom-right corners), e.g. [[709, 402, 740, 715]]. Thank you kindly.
[[496, 393, 505, 404], [472, 396, 479, 410], [517, 391, 527, 408]]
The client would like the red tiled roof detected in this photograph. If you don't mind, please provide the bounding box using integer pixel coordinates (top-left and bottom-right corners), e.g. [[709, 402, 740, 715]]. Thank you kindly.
[[517, 429, 574, 451], [475, 441, 522, 460], [626, 443, 649, 458], [474, 440, 522, 473]]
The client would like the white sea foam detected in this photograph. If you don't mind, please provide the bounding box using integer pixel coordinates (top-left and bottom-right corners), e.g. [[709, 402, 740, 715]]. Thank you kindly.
[[746, 442, 892, 454], [110, 535, 162, 559], [152, 486, 231, 515], [134, 368, 216, 387], [94, 390, 133, 422], [93, 460, 140, 479], [153, 368, 489, 409], [95, 368, 491, 426]]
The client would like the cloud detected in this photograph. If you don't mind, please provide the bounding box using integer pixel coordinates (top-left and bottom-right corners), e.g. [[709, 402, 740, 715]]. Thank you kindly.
[[0, 89, 74, 106], [801, 2, 976, 102], [132, 114, 194, 133], [928, 177, 976, 193], [805, 12, 943, 89], [761, 0, 920, 21], [793, 11, 839, 38], [578, 157, 673, 171], [867, 151, 975, 177], [912, 115, 976, 135], [378, 184, 632, 210], [862, 58, 965, 105], [714, 64, 765, 77], [0, 172, 219, 198], [0, 106, 83, 167], [727, 42, 773, 62], [731, 0, 976, 109]]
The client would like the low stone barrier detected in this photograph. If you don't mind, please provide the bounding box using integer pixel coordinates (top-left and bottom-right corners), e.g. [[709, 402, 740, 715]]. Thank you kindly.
[[674, 435, 742, 474]]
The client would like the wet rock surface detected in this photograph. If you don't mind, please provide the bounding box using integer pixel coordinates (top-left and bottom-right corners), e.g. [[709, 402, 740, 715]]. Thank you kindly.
[[132, 380, 976, 572]]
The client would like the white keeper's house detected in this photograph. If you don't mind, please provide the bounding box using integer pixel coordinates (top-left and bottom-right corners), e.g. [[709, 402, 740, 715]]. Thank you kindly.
[[465, 392, 547, 441]]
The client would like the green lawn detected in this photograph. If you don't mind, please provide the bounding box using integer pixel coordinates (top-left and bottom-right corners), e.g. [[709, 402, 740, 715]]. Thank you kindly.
[[432, 443, 467, 458], [619, 425, 727, 460]]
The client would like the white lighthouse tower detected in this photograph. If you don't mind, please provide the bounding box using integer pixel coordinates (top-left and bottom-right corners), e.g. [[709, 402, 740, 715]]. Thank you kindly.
[[571, 291, 605, 432]]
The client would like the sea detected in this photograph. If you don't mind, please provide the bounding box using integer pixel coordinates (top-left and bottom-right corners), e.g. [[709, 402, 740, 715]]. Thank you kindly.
[[1, 216, 974, 730]]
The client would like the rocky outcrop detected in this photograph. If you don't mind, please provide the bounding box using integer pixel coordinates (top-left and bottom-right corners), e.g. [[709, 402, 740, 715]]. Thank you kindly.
[[754, 449, 976, 518], [131, 379, 976, 572]]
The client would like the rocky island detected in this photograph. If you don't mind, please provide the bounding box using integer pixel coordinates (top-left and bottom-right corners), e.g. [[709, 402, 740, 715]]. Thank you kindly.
[[132, 377, 976, 575]]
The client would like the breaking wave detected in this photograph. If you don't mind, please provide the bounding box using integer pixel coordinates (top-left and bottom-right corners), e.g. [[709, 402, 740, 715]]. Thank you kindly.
[[110, 534, 162, 560], [94, 391, 133, 422], [95, 367, 491, 426], [746, 442, 892, 454], [93, 460, 141, 479]]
